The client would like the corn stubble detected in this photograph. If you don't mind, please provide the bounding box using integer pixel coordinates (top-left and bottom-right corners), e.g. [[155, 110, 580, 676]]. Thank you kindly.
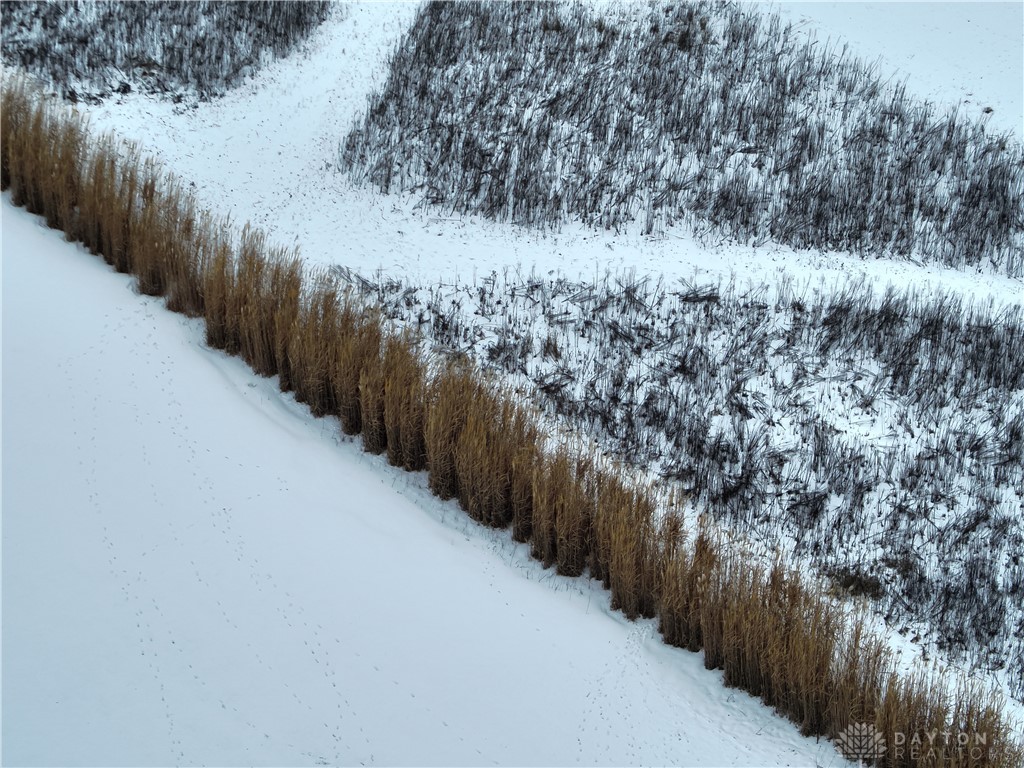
[[3, 77, 1020, 768]]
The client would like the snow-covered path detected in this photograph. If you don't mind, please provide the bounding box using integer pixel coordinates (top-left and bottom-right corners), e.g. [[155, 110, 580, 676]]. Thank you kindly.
[[2, 195, 852, 766]]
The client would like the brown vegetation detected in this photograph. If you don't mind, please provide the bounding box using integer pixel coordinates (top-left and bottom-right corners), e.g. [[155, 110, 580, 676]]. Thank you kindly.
[[3, 76, 1020, 768]]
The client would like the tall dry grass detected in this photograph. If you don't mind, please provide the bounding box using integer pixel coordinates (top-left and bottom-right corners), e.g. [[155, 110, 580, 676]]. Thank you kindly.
[[530, 446, 594, 576], [424, 365, 539, 531], [424, 361, 476, 500], [659, 520, 718, 652], [288, 272, 341, 414], [383, 333, 428, 471], [456, 386, 538, 530], [1, 77, 83, 229], [358, 348, 388, 455], [3, 74, 1021, 768], [203, 226, 236, 351], [592, 472, 660, 619], [334, 296, 383, 435], [266, 249, 303, 384]]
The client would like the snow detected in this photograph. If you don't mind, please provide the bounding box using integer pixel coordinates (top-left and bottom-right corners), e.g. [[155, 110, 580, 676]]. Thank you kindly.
[[2, 194, 854, 765], [768, 1, 1024, 142], [4, 0, 1023, 762], [82, 1, 1024, 305]]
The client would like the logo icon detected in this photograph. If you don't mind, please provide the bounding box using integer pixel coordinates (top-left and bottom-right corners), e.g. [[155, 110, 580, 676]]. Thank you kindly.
[[836, 722, 886, 763]]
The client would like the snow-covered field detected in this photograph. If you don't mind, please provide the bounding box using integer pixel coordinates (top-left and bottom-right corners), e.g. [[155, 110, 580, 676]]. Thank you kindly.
[[771, 1, 1022, 141], [3, 0, 1023, 763], [81, 1, 1024, 304], [2, 194, 853, 765]]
